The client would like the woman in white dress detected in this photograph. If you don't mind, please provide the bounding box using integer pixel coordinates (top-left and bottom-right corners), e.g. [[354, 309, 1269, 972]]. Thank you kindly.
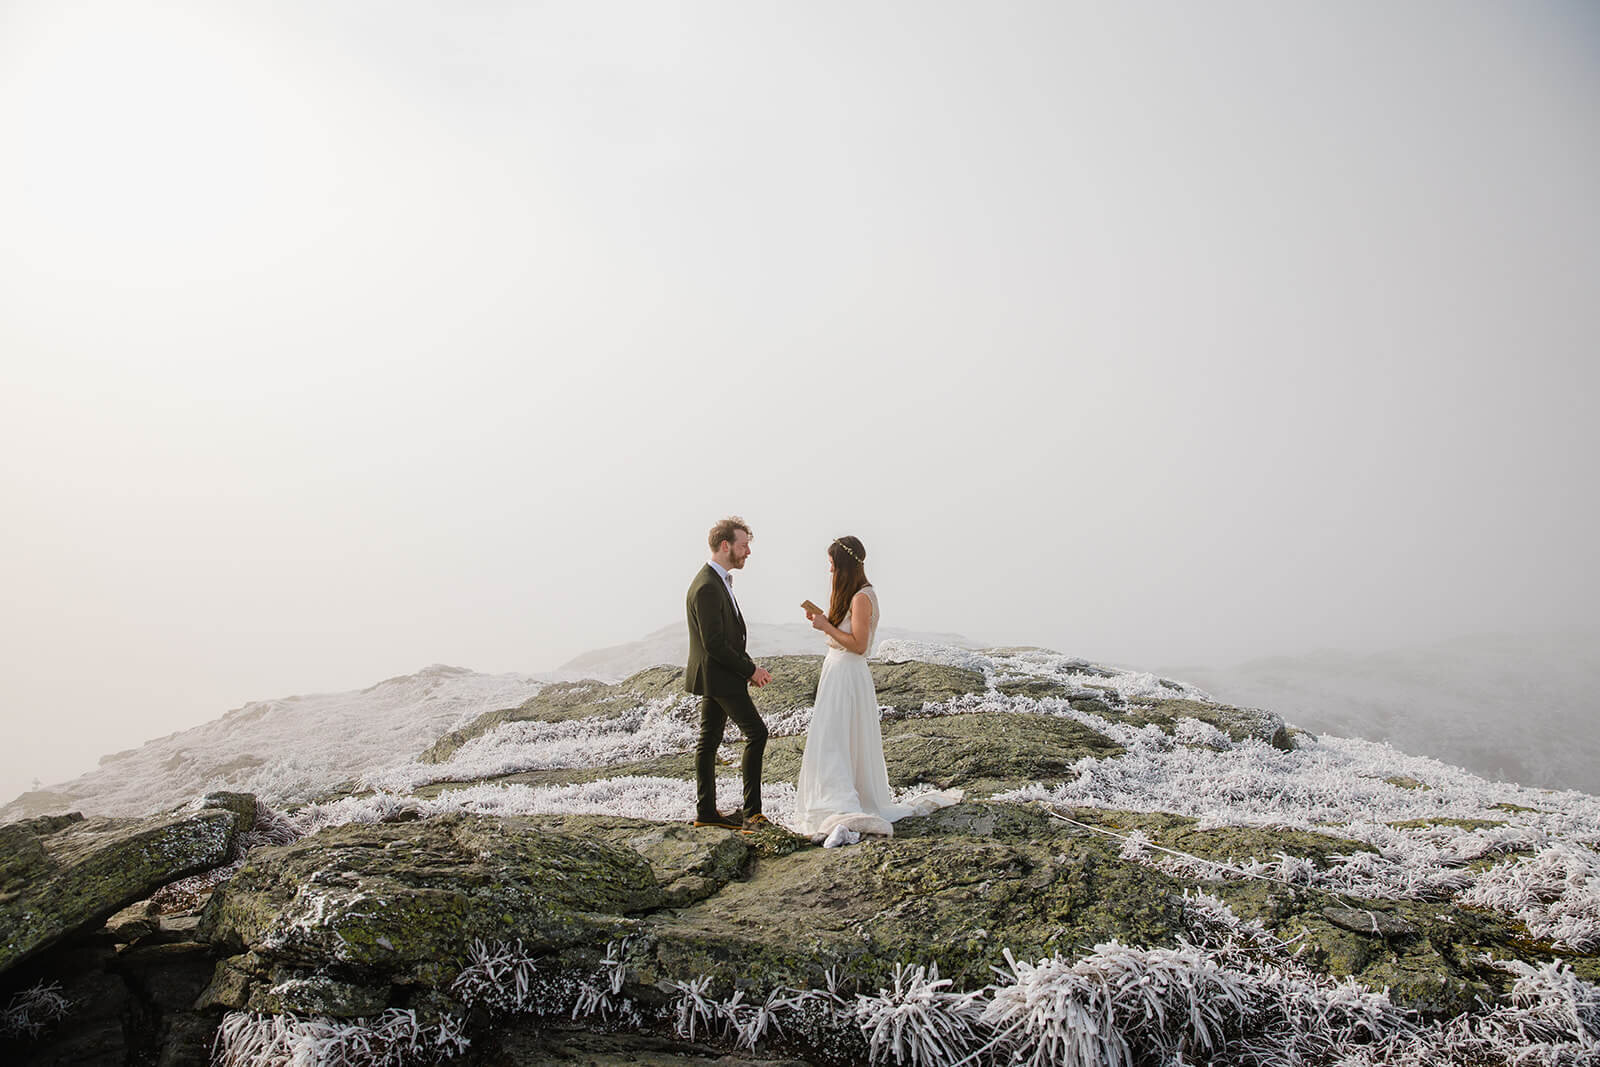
[[793, 536, 960, 843]]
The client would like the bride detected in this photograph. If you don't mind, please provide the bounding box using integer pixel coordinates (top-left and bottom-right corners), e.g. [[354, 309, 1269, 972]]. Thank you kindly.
[[793, 536, 961, 843]]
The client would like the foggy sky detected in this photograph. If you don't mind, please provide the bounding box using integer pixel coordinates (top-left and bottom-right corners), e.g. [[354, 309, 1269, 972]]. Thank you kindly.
[[2, 1, 1597, 803]]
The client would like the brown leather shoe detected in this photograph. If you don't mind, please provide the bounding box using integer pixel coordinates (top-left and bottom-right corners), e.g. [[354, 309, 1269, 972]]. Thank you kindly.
[[692, 811, 743, 830], [742, 813, 773, 833]]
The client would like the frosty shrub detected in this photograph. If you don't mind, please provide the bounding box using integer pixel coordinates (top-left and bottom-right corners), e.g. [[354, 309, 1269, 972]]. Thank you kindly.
[[1504, 958, 1600, 1049], [1331, 960, 1600, 1066], [211, 1008, 468, 1067], [1457, 844, 1600, 952], [448, 937, 640, 1027], [670, 975, 717, 1041], [853, 962, 985, 1065], [449, 939, 542, 1015], [0, 981, 70, 1040], [241, 798, 304, 849], [981, 942, 1253, 1067], [291, 775, 804, 832], [1002, 713, 1600, 948], [362, 693, 704, 793]]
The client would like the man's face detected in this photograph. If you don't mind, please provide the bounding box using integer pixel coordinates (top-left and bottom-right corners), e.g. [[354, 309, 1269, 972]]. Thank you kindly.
[[728, 529, 752, 569]]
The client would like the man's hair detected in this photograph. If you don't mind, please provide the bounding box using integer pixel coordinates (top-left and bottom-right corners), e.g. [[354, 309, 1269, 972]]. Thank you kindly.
[[708, 516, 752, 553]]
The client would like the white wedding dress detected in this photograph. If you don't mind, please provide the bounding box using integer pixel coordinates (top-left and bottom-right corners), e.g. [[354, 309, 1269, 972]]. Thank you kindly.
[[793, 587, 962, 840]]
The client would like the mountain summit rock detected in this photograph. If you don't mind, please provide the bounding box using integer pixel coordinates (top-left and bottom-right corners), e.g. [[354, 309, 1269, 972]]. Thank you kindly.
[[3, 645, 1596, 1066]]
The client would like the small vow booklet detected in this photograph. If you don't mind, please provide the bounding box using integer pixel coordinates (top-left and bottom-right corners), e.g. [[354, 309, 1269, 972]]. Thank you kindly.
[[801, 599, 824, 616]]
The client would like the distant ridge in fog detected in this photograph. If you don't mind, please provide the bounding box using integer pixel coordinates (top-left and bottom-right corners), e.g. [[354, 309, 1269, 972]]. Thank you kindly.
[[1169, 628, 1600, 794], [554, 622, 979, 681]]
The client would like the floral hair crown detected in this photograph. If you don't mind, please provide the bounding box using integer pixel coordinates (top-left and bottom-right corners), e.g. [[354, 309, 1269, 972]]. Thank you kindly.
[[832, 538, 862, 564]]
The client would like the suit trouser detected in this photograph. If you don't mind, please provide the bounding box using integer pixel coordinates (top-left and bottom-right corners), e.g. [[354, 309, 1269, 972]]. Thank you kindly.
[[695, 690, 768, 818]]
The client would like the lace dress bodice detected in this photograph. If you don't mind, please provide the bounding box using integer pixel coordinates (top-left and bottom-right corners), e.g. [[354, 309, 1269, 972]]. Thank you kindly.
[[827, 586, 879, 654]]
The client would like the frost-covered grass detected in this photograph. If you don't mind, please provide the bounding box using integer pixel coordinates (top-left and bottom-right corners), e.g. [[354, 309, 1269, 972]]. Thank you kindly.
[[299, 644, 1600, 954], [1459, 845, 1600, 953], [3, 665, 550, 821], [359, 646, 1200, 794], [240, 894, 1596, 1067], [0, 981, 70, 1040], [49, 642, 1600, 1064], [855, 962, 985, 1065], [1001, 720, 1600, 951], [361, 693, 704, 793], [212, 1009, 469, 1067], [294, 775, 802, 834]]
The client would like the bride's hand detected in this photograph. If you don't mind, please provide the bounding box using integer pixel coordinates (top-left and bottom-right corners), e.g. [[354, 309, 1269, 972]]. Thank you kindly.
[[809, 612, 829, 632]]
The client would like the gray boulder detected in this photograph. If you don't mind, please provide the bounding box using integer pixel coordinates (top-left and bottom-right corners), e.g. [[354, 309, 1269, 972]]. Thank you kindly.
[[0, 793, 252, 977]]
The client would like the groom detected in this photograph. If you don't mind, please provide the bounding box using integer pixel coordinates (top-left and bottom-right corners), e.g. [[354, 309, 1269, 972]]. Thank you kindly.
[[685, 516, 773, 832]]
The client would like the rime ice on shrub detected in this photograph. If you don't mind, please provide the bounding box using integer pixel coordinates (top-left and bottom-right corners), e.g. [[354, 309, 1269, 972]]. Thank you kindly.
[[982, 943, 1253, 1067], [1459, 845, 1600, 952], [0, 982, 70, 1040], [211, 1009, 469, 1067], [853, 962, 985, 1065]]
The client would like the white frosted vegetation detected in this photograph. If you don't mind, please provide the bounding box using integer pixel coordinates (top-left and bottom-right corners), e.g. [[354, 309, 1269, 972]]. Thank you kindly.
[[298, 645, 1600, 954], [361, 693, 704, 793], [1459, 845, 1600, 953], [3, 665, 549, 820], [979, 943, 1254, 1067], [999, 705, 1600, 951], [854, 962, 985, 1065], [0, 981, 70, 1040], [294, 776, 804, 834], [226, 897, 1598, 1067], [211, 1008, 469, 1067], [68, 642, 1600, 1064], [358, 646, 1199, 795]]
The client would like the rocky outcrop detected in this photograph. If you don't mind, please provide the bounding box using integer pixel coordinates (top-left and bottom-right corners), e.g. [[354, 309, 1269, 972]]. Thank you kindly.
[[423, 710, 1123, 802], [421, 657, 991, 763], [5, 645, 1596, 1066], [183, 801, 1570, 1044], [1, 793, 253, 977], [197, 815, 667, 1015]]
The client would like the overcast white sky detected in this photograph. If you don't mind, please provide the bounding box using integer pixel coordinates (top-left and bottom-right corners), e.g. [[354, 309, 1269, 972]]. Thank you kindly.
[[2, 1, 1597, 802]]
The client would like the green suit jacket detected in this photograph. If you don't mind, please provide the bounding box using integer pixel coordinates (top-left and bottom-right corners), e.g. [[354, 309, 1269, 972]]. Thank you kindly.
[[685, 564, 757, 697]]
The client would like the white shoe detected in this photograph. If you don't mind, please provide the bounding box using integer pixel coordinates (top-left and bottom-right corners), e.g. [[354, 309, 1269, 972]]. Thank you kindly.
[[822, 825, 861, 849]]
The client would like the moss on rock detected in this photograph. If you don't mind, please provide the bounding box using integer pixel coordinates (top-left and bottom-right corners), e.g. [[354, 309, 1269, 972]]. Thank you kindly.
[[878, 713, 1121, 796], [424, 711, 1119, 802], [198, 814, 665, 1012], [639, 803, 1187, 993], [1, 802, 245, 977], [1121, 697, 1293, 750], [420, 657, 991, 767]]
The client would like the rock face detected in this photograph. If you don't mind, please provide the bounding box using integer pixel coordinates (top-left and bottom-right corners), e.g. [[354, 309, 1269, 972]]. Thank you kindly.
[[0, 793, 252, 976], [199, 815, 665, 1014], [189, 802, 1550, 1042]]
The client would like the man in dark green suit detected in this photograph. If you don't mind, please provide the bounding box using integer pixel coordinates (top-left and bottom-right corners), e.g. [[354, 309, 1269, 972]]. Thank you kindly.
[[686, 516, 773, 831]]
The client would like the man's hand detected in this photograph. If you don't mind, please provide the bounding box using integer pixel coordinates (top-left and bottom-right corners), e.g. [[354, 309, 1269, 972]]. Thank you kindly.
[[750, 667, 773, 688]]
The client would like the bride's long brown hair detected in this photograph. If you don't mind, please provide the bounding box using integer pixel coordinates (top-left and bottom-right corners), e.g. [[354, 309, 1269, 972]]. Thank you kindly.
[[827, 536, 870, 626]]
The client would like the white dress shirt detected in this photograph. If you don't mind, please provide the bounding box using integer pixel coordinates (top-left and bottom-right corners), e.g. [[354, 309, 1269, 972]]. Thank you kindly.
[[707, 559, 742, 619]]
